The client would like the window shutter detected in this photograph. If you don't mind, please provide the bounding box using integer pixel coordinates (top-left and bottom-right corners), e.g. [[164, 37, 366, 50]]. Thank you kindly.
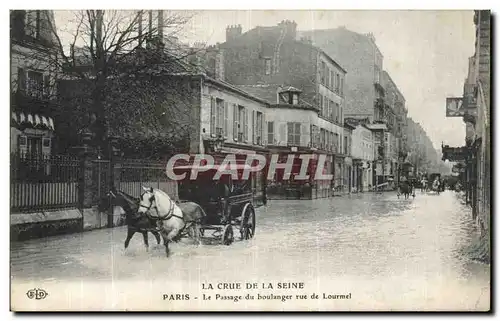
[[295, 123, 301, 145], [224, 101, 228, 137], [210, 97, 216, 135], [287, 123, 293, 145], [243, 108, 248, 142], [233, 104, 238, 140], [261, 113, 266, 145], [279, 123, 286, 145], [43, 74, 50, 98], [268, 121, 274, 145], [300, 123, 308, 147], [252, 110, 256, 144], [17, 68, 26, 92]]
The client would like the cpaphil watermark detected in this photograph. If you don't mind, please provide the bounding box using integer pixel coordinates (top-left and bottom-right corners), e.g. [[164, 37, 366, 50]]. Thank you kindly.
[[165, 153, 333, 181]]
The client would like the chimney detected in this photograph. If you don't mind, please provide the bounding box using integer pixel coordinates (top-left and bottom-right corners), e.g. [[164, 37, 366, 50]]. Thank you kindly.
[[226, 24, 242, 42], [278, 20, 297, 41], [365, 32, 376, 43]]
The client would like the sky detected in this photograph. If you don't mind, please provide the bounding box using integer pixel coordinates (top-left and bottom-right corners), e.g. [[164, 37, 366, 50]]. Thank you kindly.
[[55, 10, 476, 149]]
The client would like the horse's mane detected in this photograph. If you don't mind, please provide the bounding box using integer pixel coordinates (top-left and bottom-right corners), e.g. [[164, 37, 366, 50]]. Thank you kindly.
[[116, 190, 139, 212], [117, 190, 139, 202], [152, 188, 174, 201]]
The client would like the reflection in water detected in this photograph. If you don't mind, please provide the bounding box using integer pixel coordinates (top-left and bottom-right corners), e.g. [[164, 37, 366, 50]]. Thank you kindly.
[[11, 191, 490, 310]]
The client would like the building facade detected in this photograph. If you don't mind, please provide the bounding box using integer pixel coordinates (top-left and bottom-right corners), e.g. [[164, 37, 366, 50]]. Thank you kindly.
[[443, 10, 490, 262], [211, 21, 348, 198], [10, 10, 58, 157], [382, 70, 408, 183], [349, 122, 375, 191], [300, 27, 407, 187]]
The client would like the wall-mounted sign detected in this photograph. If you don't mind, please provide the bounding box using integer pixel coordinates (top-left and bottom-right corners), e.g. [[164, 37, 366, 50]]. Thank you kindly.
[[446, 97, 465, 117], [442, 145, 467, 161]]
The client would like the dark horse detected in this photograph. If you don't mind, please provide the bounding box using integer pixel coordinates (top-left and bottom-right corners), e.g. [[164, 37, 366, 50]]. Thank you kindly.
[[397, 180, 414, 200], [98, 189, 161, 251]]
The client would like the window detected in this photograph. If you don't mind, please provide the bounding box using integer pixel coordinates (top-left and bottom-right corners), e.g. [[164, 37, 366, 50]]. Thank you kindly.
[[334, 133, 339, 150], [18, 68, 50, 99], [25, 10, 40, 38], [265, 59, 271, 75], [27, 136, 42, 158], [318, 95, 323, 115], [267, 121, 274, 145], [344, 136, 348, 155], [335, 73, 340, 93], [320, 128, 325, 148], [254, 111, 263, 145], [331, 70, 335, 91], [18, 135, 27, 147], [322, 95, 327, 117], [215, 98, 225, 136], [292, 93, 298, 105], [320, 61, 326, 85], [328, 99, 333, 120], [340, 77, 344, 96], [42, 137, 51, 147], [238, 105, 248, 141], [287, 122, 301, 146], [233, 104, 238, 140]]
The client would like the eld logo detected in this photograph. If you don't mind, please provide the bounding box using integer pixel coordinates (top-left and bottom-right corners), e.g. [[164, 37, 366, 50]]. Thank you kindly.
[[26, 288, 48, 300]]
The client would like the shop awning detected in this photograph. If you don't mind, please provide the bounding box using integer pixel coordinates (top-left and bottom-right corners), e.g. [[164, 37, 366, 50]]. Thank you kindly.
[[11, 112, 55, 131]]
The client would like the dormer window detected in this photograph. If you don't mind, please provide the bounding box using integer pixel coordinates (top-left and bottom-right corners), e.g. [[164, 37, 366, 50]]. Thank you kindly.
[[278, 86, 302, 105]]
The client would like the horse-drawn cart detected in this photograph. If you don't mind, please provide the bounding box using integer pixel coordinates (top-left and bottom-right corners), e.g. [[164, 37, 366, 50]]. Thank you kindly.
[[428, 173, 443, 194], [174, 155, 267, 246]]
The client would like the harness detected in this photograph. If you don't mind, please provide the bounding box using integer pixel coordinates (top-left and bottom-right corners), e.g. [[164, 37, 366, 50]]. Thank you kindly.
[[140, 192, 183, 221]]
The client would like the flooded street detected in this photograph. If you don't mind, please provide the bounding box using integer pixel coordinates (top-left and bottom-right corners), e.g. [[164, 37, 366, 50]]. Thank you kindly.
[[11, 190, 490, 311]]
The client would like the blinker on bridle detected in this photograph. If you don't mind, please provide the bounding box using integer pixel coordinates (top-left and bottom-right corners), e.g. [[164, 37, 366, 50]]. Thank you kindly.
[[139, 192, 156, 211]]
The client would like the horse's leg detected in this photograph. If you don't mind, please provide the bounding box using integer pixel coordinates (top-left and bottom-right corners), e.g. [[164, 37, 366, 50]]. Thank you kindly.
[[124, 228, 134, 249], [152, 231, 161, 245], [142, 232, 149, 252], [163, 236, 170, 257], [158, 226, 171, 257]]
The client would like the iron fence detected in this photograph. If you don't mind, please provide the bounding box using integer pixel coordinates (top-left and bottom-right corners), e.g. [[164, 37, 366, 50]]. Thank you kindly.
[[117, 158, 178, 201], [10, 153, 80, 212]]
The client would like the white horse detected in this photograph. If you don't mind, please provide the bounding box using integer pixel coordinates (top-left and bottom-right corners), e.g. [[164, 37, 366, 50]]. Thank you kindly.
[[138, 186, 204, 257]]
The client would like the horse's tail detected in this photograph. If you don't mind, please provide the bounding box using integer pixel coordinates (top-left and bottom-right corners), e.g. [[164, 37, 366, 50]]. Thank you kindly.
[[196, 204, 208, 219]]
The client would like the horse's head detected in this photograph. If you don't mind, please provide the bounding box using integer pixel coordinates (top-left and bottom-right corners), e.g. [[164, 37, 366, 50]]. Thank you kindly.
[[138, 186, 156, 214]]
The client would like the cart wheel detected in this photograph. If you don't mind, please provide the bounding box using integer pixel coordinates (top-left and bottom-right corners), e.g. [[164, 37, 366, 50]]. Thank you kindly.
[[222, 224, 234, 246], [240, 204, 256, 240]]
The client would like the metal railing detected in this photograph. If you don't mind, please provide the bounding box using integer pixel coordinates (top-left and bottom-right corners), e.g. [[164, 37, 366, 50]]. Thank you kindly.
[[10, 153, 80, 212]]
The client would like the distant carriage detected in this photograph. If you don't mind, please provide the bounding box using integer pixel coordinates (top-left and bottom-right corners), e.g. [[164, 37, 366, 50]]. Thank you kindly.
[[428, 173, 443, 194], [397, 177, 415, 199]]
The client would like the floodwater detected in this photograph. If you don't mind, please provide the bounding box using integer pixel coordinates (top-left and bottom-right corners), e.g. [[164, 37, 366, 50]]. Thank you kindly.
[[11, 190, 490, 311]]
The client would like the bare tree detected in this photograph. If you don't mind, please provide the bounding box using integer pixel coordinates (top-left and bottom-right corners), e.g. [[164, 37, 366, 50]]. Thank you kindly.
[[18, 10, 208, 154]]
